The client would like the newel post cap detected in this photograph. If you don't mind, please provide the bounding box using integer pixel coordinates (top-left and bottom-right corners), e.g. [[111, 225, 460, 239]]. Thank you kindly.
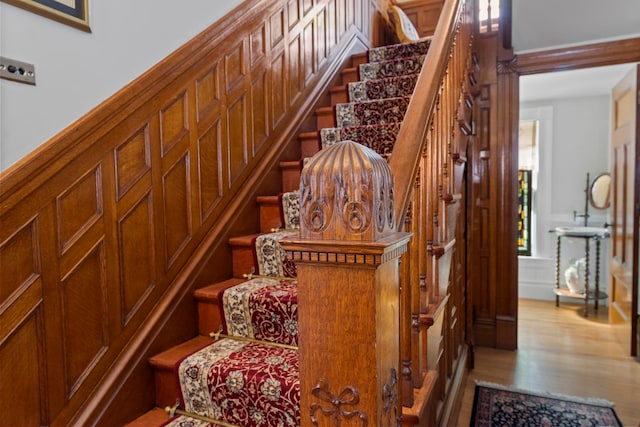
[[299, 140, 396, 241]]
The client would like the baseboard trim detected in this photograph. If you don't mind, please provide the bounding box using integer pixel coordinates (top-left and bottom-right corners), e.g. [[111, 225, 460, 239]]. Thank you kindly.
[[438, 344, 469, 427]]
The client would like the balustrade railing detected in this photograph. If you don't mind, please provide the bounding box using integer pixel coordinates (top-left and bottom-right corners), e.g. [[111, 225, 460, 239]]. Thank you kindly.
[[387, 0, 474, 418]]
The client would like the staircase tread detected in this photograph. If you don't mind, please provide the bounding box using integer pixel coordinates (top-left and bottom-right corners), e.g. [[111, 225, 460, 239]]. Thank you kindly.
[[194, 278, 246, 302], [299, 131, 320, 138], [280, 160, 302, 167], [125, 408, 168, 427], [149, 335, 212, 369], [316, 105, 334, 112], [256, 194, 280, 203]]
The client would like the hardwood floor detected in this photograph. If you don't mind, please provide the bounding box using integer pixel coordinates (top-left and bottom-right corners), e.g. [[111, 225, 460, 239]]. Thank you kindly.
[[455, 299, 640, 426]]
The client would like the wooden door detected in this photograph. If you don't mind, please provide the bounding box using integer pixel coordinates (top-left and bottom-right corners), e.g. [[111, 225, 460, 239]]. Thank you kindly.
[[609, 64, 639, 357]]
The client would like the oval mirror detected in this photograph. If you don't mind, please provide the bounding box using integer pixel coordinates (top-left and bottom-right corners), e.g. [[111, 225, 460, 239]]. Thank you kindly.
[[589, 173, 611, 209]]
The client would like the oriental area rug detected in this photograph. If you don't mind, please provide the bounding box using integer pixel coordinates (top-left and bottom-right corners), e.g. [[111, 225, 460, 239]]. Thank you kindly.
[[470, 381, 623, 427]]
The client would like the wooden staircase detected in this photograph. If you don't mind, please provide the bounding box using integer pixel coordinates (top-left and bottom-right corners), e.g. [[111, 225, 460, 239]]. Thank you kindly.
[[127, 0, 475, 424], [127, 49, 382, 427]]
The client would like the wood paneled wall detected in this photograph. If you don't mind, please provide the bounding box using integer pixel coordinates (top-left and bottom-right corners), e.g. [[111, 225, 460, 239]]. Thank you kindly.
[[467, 30, 519, 350], [0, 0, 387, 425], [396, 0, 445, 37]]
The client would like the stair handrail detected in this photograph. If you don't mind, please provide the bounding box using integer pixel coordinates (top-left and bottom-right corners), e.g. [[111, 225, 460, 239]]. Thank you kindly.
[[388, 0, 466, 228]]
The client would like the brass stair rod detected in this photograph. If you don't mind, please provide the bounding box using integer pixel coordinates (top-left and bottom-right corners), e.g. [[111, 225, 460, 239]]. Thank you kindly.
[[242, 267, 294, 281], [210, 327, 298, 350], [165, 401, 241, 427], [270, 226, 299, 233]]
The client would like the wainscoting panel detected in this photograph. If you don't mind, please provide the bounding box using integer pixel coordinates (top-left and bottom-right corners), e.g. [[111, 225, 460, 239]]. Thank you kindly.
[[0, 0, 381, 424]]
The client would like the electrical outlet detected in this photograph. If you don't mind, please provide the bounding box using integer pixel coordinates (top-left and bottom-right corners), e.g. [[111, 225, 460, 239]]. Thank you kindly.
[[0, 56, 36, 85]]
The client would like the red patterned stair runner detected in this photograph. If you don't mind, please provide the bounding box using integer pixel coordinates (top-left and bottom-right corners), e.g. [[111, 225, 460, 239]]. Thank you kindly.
[[359, 54, 425, 80], [221, 277, 299, 347], [168, 340, 299, 427], [335, 95, 411, 127], [367, 38, 431, 62], [160, 38, 429, 427], [320, 122, 401, 160], [348, 73, 419, 102]]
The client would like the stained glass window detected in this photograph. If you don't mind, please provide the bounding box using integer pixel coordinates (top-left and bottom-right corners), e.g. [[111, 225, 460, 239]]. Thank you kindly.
[[518, 169, 531, 256]]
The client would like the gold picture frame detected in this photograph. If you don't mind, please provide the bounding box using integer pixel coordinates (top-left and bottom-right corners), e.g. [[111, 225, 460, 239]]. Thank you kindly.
[[2, 0, 90, 32]]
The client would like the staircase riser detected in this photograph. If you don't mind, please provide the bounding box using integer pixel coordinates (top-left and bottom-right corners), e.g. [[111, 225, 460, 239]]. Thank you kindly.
[[300, 135, 321, 159], [154, 368, 179, 408], [351, 52, 368, 67], [259, 202, 281, 233], [316, 108, 335, 129], [231, 245, 255, 278], [341, 68, 359, 84], [330, 87, 349, 104], [281, 164, 302, 192], [198, 301, 225, 337]]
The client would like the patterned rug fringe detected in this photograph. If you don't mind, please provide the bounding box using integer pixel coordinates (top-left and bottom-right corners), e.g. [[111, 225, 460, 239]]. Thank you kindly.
[[474, 380, 616, 407]]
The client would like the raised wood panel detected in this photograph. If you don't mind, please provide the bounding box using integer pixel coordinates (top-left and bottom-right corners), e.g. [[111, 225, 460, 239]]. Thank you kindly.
[[114, 126, 151, 201], [303, 20, 315, 85], [0, 219, 39, 306], [56, 166, 103, 255], [195, 64, 220, 124], [162, 154, 192, 268], [250, 25, 267, 69], [60, 241, 108, 397], [303, 0, 313, 15], [328, 0, 337, 48], [289, 34, 302, 104], [271, 50, 287, 127], [251, 69, 270, 155], [317, 7, 328, 68], [354, 0, 364, 36], [0, 310, 46, 427], [160, 92, 189, 156], [270, 8, 285, 48], [398, 0, 444, 37], [226, 91, 249, 184], [225, 41, 247, 94], [346, 0, 355, 29], [118, 192, 155, 325], [197, 119, 223, 222], [338, 0, 347, 38], [288, 0, 300, 28]]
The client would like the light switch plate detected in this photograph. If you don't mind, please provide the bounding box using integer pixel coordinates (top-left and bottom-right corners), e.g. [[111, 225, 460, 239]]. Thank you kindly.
[[0, 56, 36, 85]]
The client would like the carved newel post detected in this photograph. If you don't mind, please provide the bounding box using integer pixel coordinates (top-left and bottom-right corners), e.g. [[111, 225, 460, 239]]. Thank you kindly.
[[280, 141, 410, 426]]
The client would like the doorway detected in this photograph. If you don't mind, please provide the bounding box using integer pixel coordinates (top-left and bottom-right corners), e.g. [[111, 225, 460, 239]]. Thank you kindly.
[[517, 63, 638, 357]]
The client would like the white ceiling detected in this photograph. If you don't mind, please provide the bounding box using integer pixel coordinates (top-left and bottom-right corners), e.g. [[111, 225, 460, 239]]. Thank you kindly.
[[519, 63, 636, 103], [512, 0, 640, 102]]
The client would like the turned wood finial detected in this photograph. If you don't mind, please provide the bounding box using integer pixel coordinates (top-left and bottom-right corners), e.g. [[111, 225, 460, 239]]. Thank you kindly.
[[299, 140, 396, 241]]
